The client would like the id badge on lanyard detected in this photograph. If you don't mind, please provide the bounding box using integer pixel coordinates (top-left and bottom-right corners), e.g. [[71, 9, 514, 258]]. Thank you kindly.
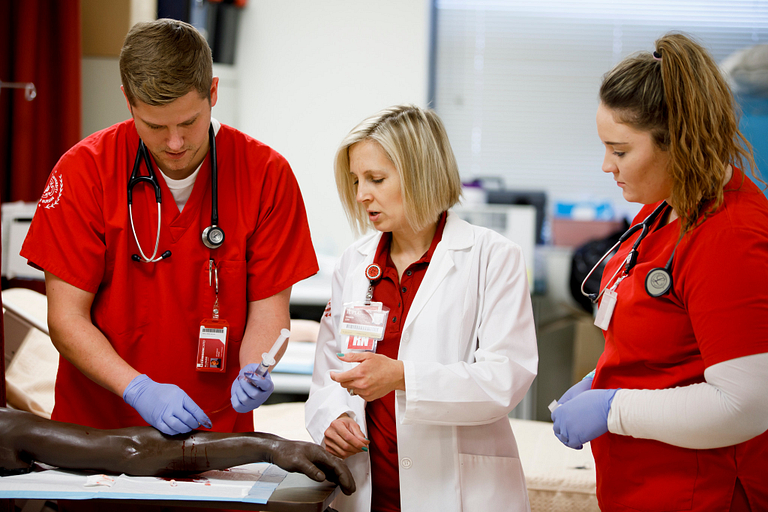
[[594, 275, 626, 331], [197, 258, 230, 372], [338, 264, 389, 355]]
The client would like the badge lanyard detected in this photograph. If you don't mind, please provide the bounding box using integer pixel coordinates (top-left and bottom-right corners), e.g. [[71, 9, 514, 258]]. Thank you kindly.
[[196, 257, 230, 372], [338, 263, 389, 355]]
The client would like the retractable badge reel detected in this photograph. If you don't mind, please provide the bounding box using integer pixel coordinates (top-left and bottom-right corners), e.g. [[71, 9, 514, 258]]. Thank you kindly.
[[338, 264, 389, 355], [197, 258, 230, 372]]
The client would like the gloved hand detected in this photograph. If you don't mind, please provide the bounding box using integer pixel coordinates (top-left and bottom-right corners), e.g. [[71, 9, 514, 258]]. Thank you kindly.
[[231, 363, 275, 413], [552, 388, 618, 450], [555, 376, 594, 408], [123, 374, 212, 436]]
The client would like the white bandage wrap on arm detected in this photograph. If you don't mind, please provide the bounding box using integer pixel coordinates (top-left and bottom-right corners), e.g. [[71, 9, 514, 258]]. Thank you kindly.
[[607, 352, 768, 449]]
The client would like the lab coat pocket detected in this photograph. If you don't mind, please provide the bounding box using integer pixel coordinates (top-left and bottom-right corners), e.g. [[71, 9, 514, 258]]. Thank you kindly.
[[458, 453, 529, 512]]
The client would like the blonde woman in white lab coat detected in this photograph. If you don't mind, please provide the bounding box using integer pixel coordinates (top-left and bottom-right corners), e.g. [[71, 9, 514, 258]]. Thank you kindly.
[[305, 104, 538, 512]]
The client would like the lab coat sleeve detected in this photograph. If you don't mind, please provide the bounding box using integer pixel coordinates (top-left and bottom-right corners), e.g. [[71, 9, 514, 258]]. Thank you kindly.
[[305, 253, 367, 444], [400, 236, 538, 426]]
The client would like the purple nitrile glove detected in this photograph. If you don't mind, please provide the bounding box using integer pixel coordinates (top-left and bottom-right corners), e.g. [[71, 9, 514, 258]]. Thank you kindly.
[[123, 374, 212, 436], [552, 388, 618, 450], [555, 376, 594, 410], [231, 363, 275, 413]]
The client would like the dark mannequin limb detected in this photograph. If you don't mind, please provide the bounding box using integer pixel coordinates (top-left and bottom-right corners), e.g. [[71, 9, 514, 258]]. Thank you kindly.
[[0, 408, 354, 495]]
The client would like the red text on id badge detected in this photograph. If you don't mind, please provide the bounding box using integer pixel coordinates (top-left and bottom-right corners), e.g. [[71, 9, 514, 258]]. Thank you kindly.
[[197, 318, 229, 372], [344, 335, 377, 352]]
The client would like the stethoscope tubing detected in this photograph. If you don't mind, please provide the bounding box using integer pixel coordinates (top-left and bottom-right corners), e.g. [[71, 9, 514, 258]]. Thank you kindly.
[[129, 202, 163, 262], [580, 201, 670, 302], [210, 124, 218, 226], [128, 124, 221, 262]]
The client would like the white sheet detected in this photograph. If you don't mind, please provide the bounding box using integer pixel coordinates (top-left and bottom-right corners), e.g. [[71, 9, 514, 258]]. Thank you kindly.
[[0, 463, 285, 504]]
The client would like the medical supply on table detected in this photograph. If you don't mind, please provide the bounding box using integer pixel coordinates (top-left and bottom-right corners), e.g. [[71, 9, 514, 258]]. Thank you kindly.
[[246, 329, 291, 380], [129, 124, 224, 263]]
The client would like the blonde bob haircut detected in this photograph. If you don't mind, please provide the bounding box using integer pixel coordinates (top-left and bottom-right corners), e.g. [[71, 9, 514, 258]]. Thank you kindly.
[[335, 105, 462, 236], [120, 19, 213, 107], [600, 32, 758, 235]]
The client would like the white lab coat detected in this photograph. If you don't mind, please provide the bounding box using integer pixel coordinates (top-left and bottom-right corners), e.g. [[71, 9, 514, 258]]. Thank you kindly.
[[305, 213, 538, 512]]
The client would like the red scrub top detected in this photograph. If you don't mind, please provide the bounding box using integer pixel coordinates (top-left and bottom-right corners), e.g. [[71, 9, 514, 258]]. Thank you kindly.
[[21, 119, 318, 432], [367, 213, 446, 512], [592, 169, 768, 511]]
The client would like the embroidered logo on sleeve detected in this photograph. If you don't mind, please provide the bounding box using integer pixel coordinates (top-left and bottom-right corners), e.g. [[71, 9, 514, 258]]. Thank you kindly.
[[323, 300, 332, 318], [39, 170, 64, 209]]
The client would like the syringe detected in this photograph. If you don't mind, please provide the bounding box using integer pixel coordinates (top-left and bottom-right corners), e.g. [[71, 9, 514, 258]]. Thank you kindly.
[[246, 328, 291, 380]]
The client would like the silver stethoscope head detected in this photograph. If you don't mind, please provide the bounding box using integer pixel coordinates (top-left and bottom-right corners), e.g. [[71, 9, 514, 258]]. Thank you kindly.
[[580, 201, 678, 302], [202, 225, 225, 249]]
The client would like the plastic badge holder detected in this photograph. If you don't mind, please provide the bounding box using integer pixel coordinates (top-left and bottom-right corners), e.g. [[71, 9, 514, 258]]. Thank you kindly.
[[196, 318, 229, 372], [338, 302, 389, 354]]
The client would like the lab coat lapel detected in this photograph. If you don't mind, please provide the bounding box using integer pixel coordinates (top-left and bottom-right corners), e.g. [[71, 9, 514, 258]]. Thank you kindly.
[[403, 212, 474, 333]]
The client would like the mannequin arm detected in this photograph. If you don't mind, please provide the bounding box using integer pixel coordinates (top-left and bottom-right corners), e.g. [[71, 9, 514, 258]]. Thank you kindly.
[[0, 408, 354, 495]]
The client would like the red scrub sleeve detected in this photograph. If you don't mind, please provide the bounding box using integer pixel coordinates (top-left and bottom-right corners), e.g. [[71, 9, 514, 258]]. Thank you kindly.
[[244, 153, 318, 302], [20, 140, 107, 293]]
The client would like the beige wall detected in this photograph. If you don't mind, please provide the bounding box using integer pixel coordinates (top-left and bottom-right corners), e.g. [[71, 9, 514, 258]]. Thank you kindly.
[[81, 0, 432, 259], [234, 0, 431, 257]]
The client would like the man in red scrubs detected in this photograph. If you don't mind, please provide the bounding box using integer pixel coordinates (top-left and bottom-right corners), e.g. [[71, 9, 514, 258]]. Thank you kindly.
[[20, 19, 318, 435]]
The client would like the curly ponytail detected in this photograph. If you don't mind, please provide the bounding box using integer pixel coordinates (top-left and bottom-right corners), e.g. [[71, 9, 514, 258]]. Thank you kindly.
[[600, 32, 758, 234]]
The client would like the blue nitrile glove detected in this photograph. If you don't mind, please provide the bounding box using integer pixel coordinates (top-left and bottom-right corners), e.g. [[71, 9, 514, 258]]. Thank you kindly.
[[552, 388, 618, 450], [123, 374, 212, 436], [231, 363, 275, 413], [555, 376, 594, 409]]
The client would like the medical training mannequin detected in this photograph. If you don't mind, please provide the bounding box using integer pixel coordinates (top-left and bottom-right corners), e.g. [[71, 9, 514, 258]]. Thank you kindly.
[[0, 407, 355, 495], [551, 33, 768, 511], [305, 105, 538, 512], [20, 19, 318, 436]]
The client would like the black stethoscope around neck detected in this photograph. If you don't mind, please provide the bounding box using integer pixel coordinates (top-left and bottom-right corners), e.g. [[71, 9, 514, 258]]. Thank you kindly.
[[581, 201, 681, 301], [128, 124, 225, 263]]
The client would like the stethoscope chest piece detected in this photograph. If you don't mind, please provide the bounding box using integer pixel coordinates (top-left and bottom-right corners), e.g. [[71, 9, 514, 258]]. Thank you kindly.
[[202, 225, 225, 249], [645, 267, 673, 297]]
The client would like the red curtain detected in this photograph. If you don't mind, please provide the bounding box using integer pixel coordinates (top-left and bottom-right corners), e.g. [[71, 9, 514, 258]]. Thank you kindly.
[[0, 0, 81, 203]]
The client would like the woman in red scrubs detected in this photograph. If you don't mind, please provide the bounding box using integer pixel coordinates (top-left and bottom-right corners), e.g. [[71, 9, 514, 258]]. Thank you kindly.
[[551, 33, 768, 511]]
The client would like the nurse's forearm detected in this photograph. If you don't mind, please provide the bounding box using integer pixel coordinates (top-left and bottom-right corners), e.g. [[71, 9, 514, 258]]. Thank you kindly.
[[239, 288, 292, 367], [45, 272, 140, 396], [607, 353, 768, 449]]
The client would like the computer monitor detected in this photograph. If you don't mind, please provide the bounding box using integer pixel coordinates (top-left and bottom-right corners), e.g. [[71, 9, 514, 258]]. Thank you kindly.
[[486, 190, 547, 244]]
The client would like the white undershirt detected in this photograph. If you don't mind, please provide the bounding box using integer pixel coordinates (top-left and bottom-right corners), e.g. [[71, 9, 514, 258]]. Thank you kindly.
[[607, 352, 768, 449], [158, 118, 221, 212]]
